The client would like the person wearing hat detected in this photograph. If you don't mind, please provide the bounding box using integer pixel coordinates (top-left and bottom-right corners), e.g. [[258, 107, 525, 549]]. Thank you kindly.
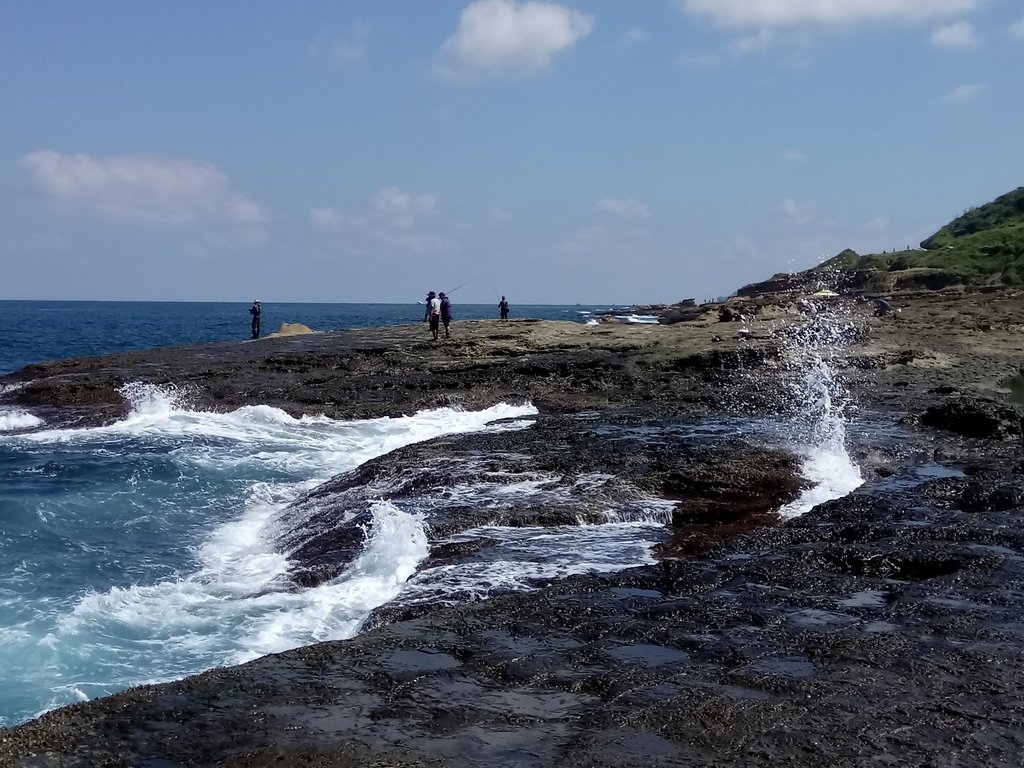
[[439, 292, 453, 338], [249, 299, 262, 339], [423, 290, 436, 322]]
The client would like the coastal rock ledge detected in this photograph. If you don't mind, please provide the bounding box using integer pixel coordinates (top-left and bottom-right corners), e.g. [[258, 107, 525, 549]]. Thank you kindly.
[[3, 293, 1024, 767]]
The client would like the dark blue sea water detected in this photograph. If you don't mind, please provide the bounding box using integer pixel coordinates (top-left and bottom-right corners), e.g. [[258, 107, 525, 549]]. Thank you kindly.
[[0, 300, 608, 375]]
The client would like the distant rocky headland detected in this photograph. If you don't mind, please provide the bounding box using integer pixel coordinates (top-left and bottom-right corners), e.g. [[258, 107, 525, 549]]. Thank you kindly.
[[2, 187, 1024, 767]]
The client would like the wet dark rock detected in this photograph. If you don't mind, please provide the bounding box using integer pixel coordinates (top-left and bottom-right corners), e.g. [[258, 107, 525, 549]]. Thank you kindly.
[[920, 396, 1023, 439], [278, 510, 375, 590], [267, 411, 803, 588], [5, 453, 1023, 767], [0, 320, 790, 428], [665, 448, 803, 525], [960, 481, 1024, 512]]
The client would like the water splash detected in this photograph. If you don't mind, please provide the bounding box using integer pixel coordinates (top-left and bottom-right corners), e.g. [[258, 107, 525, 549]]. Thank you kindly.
[[777, 308, 864, 518], [0, 409, 43, 431]]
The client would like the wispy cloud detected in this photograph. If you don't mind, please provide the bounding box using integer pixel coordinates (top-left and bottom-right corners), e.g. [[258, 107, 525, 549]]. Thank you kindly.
[[931, 20, 981, 48], [677, 0, 979, 27], [1010, 18, 1024, 40], [371, 186, 440, 228], [436, 0, 594, 79], [309, 23, 370, 70], [20, 150, 268, 226], [685, 52, 723, 68], [782, 198, 816, 224], [730, 27, 781, 55], [784, 149, 809, 163], [312, 186, 447, 254], [560, 224, 653, 259], [597, 197, 651, 219], [618, 27, 650, 47], [943, 82, 986, 104]]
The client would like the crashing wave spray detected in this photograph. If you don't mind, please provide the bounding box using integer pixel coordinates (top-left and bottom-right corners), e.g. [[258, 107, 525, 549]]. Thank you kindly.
[[776, 305, 864, 518]]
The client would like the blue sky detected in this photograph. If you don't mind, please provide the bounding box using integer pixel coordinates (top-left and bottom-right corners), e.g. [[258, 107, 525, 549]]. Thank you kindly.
[[2, 0, 1022, 304]]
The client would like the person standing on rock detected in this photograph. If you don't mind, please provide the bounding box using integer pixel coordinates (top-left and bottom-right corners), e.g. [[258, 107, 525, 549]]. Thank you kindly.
[[428, 292, 442, 341], [249, 300, 262, 339], [439, 292, 453, 338], [498, 295, 510, 321], [423, 291, 436, 322]]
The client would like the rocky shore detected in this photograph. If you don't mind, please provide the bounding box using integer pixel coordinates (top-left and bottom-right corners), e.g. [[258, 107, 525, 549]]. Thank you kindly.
[[2, 290, 1024, 767]]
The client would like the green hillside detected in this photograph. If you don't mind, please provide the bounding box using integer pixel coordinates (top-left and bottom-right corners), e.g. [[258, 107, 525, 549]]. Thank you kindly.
[[816, 186, 1024, 288]]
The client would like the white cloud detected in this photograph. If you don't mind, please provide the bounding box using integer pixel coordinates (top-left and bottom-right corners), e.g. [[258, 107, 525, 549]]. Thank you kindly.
[[560, 223, 655, 269], [864, 216, 889, 230], [437, 0, 594, 79], [562, 225, 609, 255], [685, 52, 723, 68], [678, 0, 979, 28], [312, 186, 447, 254], [597, 197, 651, 219], [1010, 18, 1024, 40], [730, 27, 780, 55], [784, 149, 809, 163], [20, 150, 267, 225], [782, 198, 816, 224], [372, 186, 440, 229], [310, 23, 370, 70], [619, 27, 650, 47], [931, 20, 981, 48], [943, 82, 986, 103]]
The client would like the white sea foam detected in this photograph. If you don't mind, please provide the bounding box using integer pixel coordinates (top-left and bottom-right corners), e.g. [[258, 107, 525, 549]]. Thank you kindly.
[[1, 388, 537, 717], [0, 409, 43, 431], [400, 520, 666, 605], [57, 502, 428, 678], [613, 314, 660, 325], [18, 383, 537, 454]]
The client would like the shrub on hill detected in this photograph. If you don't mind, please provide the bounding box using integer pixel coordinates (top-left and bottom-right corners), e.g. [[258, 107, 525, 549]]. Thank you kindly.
[[811, 187, 1024, 289], [921, 187, 1024, 249]]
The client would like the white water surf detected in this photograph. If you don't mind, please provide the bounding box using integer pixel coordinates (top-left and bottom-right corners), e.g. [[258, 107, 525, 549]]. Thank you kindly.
[[0, 386, 538, 723]]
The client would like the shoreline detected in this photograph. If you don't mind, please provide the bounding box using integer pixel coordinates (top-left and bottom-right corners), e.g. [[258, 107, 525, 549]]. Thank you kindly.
[[1, 314, 786, 427], [3, 290, 1024, 766]]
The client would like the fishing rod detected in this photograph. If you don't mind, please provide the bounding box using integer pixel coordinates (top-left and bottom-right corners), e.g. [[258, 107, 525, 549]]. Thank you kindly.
[[444, 277, 475, 295]]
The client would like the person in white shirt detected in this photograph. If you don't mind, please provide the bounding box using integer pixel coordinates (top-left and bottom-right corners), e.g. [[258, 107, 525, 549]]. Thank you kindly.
[[428, 293, 442, 341]]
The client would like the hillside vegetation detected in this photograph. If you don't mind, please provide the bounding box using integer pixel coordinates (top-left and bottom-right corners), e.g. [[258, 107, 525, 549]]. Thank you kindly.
[[814, 186, 1024, 290]]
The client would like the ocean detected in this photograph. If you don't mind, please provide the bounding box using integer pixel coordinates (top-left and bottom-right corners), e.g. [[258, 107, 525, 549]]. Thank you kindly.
[[0, 301, 863, 728]]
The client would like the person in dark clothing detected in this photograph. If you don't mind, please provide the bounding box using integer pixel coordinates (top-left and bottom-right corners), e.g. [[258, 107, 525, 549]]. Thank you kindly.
[[439, 292, 453, 338], [424, 291, 436, 322], [249, 300, 262, 339], [498, 295, 509, 321]]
